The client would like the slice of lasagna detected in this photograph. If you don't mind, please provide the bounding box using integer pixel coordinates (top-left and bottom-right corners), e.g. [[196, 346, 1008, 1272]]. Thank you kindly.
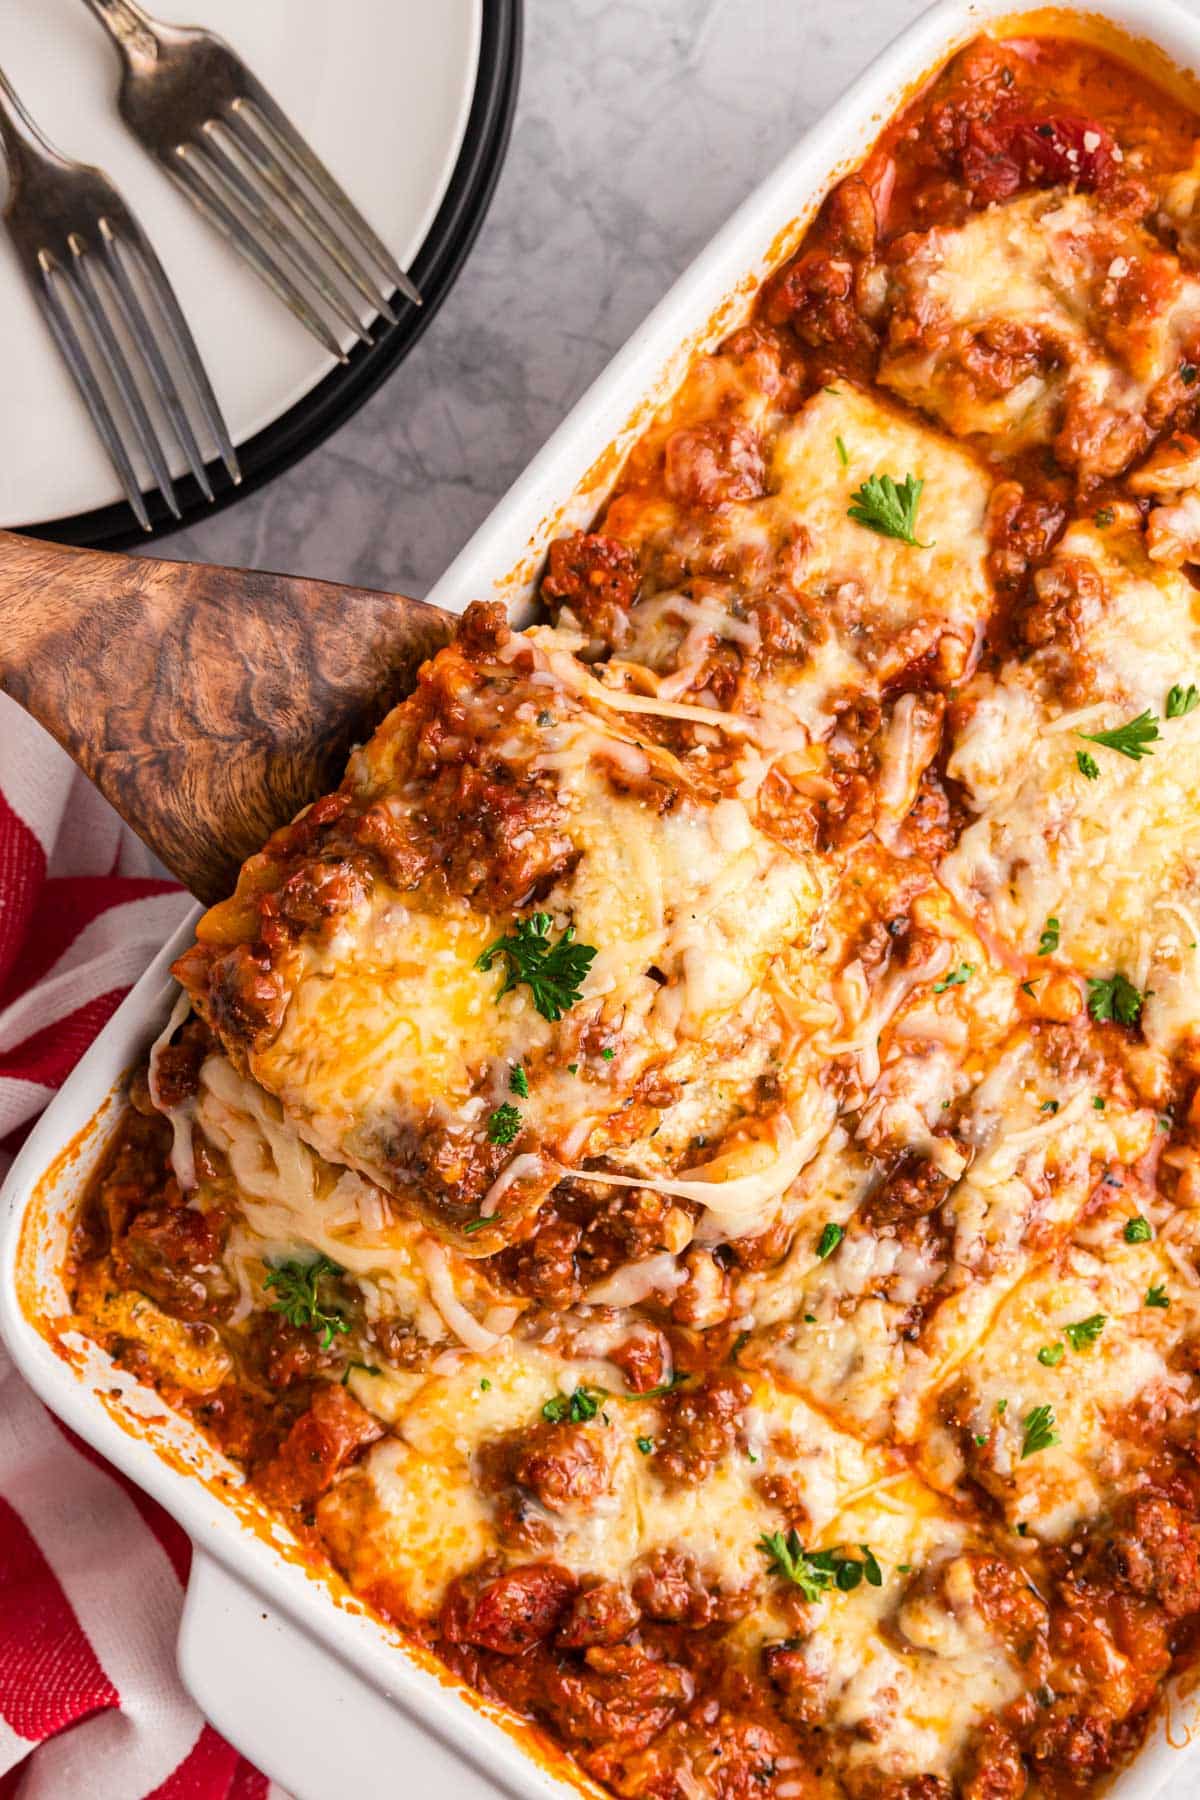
[[175, 605, 823, 1251], [942, 516, 1200, 1059], [879, 190, 1200, 475]]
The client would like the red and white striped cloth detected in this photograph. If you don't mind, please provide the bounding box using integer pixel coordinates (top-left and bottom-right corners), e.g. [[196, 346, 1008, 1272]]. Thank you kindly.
[[0, 692, 284, 1799]]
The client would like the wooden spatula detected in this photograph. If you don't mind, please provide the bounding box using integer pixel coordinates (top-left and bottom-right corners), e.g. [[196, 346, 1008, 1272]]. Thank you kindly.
[[0, 530, 454, 903]]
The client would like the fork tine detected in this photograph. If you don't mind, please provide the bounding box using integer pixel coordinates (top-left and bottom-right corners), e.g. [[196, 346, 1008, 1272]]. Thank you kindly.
[[168, 146, 349, 363], [111, 215, 241, 486], [34, 249, 152, 532], [222, 105, 398, 326], [235, 88, 422, 308], [195, 124, 373, 349], [68, 233, 180, 520], [98, 220, 212, 502]]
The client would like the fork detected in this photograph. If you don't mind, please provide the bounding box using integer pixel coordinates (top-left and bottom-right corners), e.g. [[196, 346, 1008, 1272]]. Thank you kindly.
[[0, 67, 239, 531], [81, 0, 422, 363]]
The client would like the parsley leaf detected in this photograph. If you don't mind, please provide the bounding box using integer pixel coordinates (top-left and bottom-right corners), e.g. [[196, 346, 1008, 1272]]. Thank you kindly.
[[487, 1103, 522, 1146], [1021, 1404, 1060, 1459], [1037, 1343, 1065, 1367], [816, 1222, 844, 1260], [1167, 683, 1200, 719], [1064, 1313, 1107, 1351], [476, 913, 597, 1021], [509, 1064, 530, 1098], [1040, 1100, 1059, 1113], [933, 962, 975, 994], [758, 1531, 881, 1600], [1037, 917, 1060, 956], [630, 1374, 686, 1400], [263, 1256, 348, 1350], [1086, 973, 1144, 1028], [836, 434, 849, 467], [1146, 1283, 1171, 1309], [1124, 1216, 1153, 1243], [1077, 711, 1160, 762], [847, 473, 933, 548], [636, 1435, 654, 1454], [1076, 750, 1100, 780], [543, 1386, 602, 1424]]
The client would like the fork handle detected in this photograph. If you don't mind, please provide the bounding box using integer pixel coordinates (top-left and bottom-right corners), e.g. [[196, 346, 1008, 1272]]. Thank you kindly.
[[80, 0, 161, 64], [0, 68, 60, 177]]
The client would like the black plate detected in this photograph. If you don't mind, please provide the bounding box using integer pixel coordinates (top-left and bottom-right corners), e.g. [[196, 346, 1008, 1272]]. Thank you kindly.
[[23, 0, 522, 551]]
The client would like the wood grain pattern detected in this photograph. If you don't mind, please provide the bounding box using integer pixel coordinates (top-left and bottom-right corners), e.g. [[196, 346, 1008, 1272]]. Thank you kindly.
[[0, 531, 454, 903]]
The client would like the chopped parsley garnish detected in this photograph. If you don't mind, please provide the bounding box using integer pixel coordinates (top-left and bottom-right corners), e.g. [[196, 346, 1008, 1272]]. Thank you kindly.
[[731, 1329, 751, 1362], [263, 1256, 348, 1350], [480, 1377, 492, 1391], [1086, 972, 1144, 1028], [1037, 917, 1060, 956], [1076, 710, 1160, 762], [933, 962, 975, 994], [1093, 1096, 1106, 1110], [836, 434, 849, 467], [996, 1398, 1008, 1416], [476, 913, 597, 1021], [1146, 1283, 1171, 1309], [1076, 749, 1100, 780], [601, 1047, 615, 1061], [1037, 1343, 1065, 1367], [509, 1064, 530, 1098], [633, 1374, 687, 1400], [758, 1531, 881, 1598], [1124, 1216, 1153, 1243], [636, 1435, 654, 1454], [1021, 980, 1040, 998], [816, 1222, 844, 1260], [463, 1216, 493, 1234], [1064, 1314, 1107, 1351], [487, 1103, 523, 1146], [847, 472, 932, 548], [1094, 507, 1114, 527], [341, 1360, 380, 1385], [1021, 1404, 1060, 1459], [1040, 1100, 1059, 1113], [1167, 683, 1200, 719], [543, 1385, 602, 1424]]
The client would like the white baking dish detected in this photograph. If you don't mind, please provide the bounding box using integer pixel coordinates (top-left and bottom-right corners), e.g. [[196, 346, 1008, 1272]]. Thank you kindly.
[[6, 3, 1200, 1796]]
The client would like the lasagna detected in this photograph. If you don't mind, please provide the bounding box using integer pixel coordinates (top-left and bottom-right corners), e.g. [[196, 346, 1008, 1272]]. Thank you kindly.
[[64, 29, 1200, 1800]]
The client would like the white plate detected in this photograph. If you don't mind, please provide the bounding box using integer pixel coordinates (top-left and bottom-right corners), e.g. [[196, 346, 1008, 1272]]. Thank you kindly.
[[0, 0, 481, 528]]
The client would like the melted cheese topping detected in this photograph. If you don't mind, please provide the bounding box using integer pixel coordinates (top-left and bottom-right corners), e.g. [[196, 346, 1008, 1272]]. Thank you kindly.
[[607, 383, 993, 743], [242, 687, 822, 1244], [880, 191, 1200, 471]]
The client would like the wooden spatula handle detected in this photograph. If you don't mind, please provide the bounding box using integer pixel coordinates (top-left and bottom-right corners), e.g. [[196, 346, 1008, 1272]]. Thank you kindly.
[[0, 531, 453, 903]]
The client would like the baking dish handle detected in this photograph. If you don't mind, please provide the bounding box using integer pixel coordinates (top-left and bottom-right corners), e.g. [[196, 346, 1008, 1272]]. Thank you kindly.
[[178, 1550, 507, 1800]]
